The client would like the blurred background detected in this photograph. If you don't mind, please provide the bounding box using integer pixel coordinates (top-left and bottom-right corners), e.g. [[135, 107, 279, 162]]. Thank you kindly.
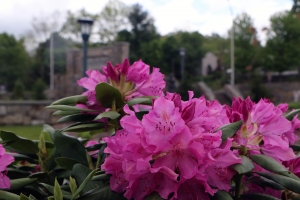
[[0, 0, 300, 132]]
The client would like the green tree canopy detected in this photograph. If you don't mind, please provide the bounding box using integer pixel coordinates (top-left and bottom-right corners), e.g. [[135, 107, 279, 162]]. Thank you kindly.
[[0, 33, 31, 91], [263, 11, 300, 72]]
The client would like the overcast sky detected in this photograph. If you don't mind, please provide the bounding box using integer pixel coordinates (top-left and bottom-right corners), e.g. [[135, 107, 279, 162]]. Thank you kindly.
[[0, 0, 293, 43]]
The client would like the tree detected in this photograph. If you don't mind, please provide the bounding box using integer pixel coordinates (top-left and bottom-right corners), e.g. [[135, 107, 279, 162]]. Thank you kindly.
[[117, 3, 159, 62], [0, 33, 31, 91], [230, 13, 262, 74], [263, 11, 300, 72], [97, 0, 129, 43]]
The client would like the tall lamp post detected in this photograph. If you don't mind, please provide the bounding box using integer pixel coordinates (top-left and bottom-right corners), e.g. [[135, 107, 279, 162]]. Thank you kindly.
[[179, 47, 186, 81], [77, 19, 94, 78]]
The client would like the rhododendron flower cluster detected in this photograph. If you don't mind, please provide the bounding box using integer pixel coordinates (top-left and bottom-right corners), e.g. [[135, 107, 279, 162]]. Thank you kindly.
[[0, 144, 14, 189], [102, 92, 242, 200], [77, 59, 165, 111], [226, 97, 300, 162]]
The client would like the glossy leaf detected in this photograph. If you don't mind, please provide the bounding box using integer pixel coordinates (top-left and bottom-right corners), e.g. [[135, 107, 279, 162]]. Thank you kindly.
[[247, 175, 285, 190], [217, 120, 243, 142], [10, 178, 38, 191], [57, 114, 97, 123], [51, 95, 87, 105], [231, 155, 254, 174], [94, 111, 120, 120], [77, 185, 126, 200], [62, 122, 106, 133], [91, 174, 111, 182], [0, 130, 39, 154], [71, 169, 97, 199], [53, 133, 88, 165], [257, 172, 300, 194], [285, 109, 300, 121], [290, 145, 300, 151], [52, 110, 80, 116], [40, 183, 72, 196], [55, 157, 81, 170], [69, 176, 78, 196], [46, 105, 97, 112], [54, 178, 63, 200], [7, 152, 37, 163], [28, 172, 48, 179], [249, 154, 288, 173], [0, 191, 20, 200], [95, 82, 124, 109], [135, 111, 149, 120], [72, 164, 103, 194], [241, 193, 281, 200], [210, 190, 233, 200], [126, 97, 153, 106]]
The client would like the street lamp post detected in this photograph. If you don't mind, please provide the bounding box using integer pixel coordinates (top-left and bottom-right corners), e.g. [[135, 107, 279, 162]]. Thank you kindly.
[[77, 19, 94, 78], [179, 47, 186, 81]]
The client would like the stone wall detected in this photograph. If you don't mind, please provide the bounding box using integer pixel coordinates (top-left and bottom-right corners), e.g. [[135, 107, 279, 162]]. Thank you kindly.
[[0, 101, 59, 125], [237, 81, 300, 103]]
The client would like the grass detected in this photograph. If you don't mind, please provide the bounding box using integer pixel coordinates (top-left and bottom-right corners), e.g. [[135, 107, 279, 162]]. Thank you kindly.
[[0, 125, 43, 140]]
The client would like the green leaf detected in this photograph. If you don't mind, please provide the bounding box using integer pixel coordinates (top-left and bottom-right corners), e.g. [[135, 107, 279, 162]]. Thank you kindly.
[[28, 172, 48, 179], [241, 193, 281, 200], [55, 157, 81, 170], [7, 152, 37, 163], [53, 133, 88, 165], [57, 114, 97, 123], [95, 82, 124, 109], [135, 111, 148, 120], [40, 183, 72, 196], [247, 175, 285, 190], [210, 190, 233, 200], [10, 178, 38, 191], [285, 109, 300, 121], [290, 145, 300, 151], [20, 194, 30, 200], [249, 154, 288, 173], [231, 155, 254, 174], [69, 176, 78, 196], [0, 130, 39, 154], [54, 178, 63, 200], [126, 97, 153, 106], [0, 190, 20, 200], [71, 164, 101, 194], [279, 171, 300, 180], [144, 192, 164, 200], [91, 174, 111, 182], [47, 197, 55, 200], [217, 120, 243, 142], [51, 95, 87, 105], [46, 105, 98, 112], [62, 122, 106, 133], [77, 185, 127, 200], [53, 110, 80, 116], [257, 172, 300, 194], [29, 194, 38, 200], [94, 111, 120, 120], [71, 169, 97, 200]]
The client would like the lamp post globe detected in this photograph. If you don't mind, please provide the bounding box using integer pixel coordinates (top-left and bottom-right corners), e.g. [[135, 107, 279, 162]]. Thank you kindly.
[[77, 19, 94, 78]]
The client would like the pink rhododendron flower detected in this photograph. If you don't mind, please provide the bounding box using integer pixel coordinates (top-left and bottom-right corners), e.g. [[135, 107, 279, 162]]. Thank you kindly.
[[0, 144, 14, 189], [102, 93, 241, 200], [227, 97, 297, 161], [77, 59, 166, 111]]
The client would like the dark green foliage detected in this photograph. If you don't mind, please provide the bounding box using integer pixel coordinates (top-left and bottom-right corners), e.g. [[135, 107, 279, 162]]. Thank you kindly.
[[31, 78, 46, 100], [249, 70, 272, 102], [263, 11, 300, 72], [0, 33, 31, 91], [12, 80, 25, 100]]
